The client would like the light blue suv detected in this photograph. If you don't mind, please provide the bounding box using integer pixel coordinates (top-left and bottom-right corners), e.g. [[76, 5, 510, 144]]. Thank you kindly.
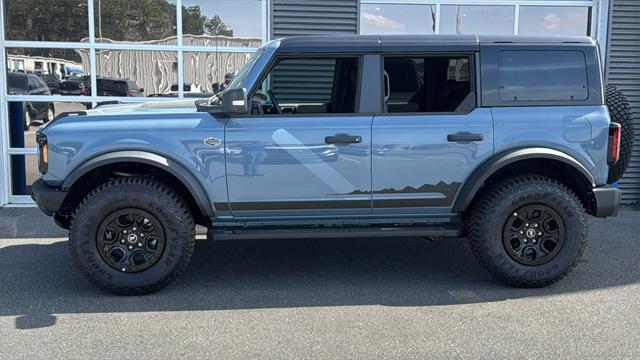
[[31, 35, 633, 294]]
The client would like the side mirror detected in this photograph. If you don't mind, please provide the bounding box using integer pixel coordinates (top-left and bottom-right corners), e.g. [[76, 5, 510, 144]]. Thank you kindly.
[[223, 88, 249, 115]]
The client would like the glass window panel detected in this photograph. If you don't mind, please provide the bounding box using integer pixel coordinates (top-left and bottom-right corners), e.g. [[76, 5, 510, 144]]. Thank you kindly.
[[253, 57, 359, 114], [96, 49, 177, 96], [6, 48, 91, 96], [3, 0, 89, 42], [10, 155, 38, 195], [7, 101, 88, 149], [182, 0, 263, 47], [360, 4, 435, 35], [498, 51, 588, 102], [183, 52, 253, 94], [518, 6, 590, 36], [94, 0, 177, 43], [440, 5, 514, 35]]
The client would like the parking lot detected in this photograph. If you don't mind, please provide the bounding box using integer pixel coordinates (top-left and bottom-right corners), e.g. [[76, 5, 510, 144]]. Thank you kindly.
[[0, 206, 639, 359]]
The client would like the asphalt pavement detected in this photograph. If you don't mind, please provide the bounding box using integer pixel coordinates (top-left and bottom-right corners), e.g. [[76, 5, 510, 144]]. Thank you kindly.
[[0, 206, 639, 359]]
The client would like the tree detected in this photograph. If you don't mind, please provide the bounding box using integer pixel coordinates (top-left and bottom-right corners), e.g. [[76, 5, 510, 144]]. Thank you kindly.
[[182, 6, 207, 36], [204, 15, 234, 37]]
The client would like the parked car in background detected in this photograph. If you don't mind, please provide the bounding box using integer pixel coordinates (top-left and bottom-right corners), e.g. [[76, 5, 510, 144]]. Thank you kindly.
[[38, 73, 62, 94], [59, 75, 89, 96], [59, 76, 143, 97], [7, 72, 55, 130]]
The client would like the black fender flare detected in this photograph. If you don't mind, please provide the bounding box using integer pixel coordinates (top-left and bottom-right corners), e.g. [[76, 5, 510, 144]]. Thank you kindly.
[[61, 150, 214, 218], [452, 147, 596, 213]]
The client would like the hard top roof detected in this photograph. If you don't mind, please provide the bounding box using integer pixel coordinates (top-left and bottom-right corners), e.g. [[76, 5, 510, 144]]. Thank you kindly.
[[275, 34, 595, 53]]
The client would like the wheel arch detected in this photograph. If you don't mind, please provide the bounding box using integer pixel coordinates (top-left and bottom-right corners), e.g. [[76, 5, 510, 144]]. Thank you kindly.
[[59, 150, 213, 227], [453, 147, 597, 214]]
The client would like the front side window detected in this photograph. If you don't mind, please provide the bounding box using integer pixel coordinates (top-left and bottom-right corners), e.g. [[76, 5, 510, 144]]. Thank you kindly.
[[383, 55, 473, 113], [251, 57, 359, 115], [498, 50, 588, 102]]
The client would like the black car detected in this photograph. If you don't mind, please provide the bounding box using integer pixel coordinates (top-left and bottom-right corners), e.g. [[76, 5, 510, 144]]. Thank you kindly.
[[7, 72, 55, 130], [59, 76, 144, 97], [38, 73, 62, 94]]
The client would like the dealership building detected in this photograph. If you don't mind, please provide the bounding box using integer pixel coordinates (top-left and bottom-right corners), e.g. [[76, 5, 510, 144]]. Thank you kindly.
[[0, 0, 638, 207]]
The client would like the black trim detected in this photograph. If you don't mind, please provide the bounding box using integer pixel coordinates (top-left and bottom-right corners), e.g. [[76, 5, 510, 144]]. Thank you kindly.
[[62, 150, 214, 217], [373, 198, 451, 208], [228, 200, 371, 211], [452, 147, 596, 213], [210, 224, 462, 241], [30, 179, 67, 216], [593, 186, 620, 218]]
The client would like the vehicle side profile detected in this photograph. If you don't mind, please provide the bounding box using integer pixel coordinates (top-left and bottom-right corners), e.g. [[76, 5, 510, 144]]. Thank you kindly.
[[31, 35, 634, 294], [7, 71, 55, 130]]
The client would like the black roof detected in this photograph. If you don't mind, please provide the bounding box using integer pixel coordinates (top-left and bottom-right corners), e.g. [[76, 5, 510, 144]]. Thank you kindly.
[[276, 34, 595, 53]]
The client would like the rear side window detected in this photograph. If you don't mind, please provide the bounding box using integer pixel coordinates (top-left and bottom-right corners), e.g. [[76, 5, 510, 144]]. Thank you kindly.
[[383, 55, 474, 113], [498, 50, 588, 102]]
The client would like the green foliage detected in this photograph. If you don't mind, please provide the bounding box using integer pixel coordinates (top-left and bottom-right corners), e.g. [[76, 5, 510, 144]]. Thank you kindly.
[[3, 0, 236, 44]]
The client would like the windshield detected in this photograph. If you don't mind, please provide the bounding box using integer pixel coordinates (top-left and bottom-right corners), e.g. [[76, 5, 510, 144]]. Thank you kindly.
[[227, 48, 266, 91], [7, 73, 26, 89]]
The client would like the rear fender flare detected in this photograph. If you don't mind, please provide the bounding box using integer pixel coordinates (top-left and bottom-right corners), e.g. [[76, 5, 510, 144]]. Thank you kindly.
[[453, 147, 596, 213]]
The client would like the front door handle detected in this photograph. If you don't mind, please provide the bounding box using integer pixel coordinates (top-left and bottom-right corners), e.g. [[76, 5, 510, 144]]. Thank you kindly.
[[447, 133, 484, 142], [325, 134, 362, 144]]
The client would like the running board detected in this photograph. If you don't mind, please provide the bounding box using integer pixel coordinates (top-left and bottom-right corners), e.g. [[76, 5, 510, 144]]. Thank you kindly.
[[208, 225, 462, 241]]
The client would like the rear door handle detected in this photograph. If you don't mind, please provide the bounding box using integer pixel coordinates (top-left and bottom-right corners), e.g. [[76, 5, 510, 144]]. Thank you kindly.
[[447, 133, 484, 142], [325, 134, 362, 144]]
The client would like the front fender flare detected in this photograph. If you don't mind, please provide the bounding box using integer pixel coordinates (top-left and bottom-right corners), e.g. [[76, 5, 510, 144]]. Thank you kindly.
[[452, 147, 596, 213], [62, 150, 214, 218]]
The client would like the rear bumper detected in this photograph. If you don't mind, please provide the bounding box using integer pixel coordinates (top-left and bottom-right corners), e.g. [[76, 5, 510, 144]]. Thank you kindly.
[[30, 178, 67, 216], [592, 186, 621, 218]]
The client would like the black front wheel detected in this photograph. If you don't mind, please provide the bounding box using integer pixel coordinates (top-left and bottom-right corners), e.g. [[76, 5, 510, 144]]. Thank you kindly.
[[466, 175, 588, 287], [69, 177, 195, 295]]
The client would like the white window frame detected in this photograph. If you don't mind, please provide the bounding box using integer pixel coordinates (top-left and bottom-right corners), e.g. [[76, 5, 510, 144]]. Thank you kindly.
[[0, 0, 269, 205]]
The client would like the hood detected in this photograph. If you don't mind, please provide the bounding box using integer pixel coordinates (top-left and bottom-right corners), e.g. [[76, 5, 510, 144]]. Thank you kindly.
[[84, 99, 202, 116]]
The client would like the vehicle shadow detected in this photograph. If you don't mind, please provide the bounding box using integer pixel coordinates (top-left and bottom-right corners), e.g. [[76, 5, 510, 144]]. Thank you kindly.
[[1, 209, 638, 329]]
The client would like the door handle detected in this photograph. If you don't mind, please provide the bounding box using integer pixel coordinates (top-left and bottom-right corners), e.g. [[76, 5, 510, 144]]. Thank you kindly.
[[447, 133, 484, 142], [325, 134, 362, 144]]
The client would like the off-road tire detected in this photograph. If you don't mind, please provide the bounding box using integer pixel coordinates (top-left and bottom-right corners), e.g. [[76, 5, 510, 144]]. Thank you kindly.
[[466, 175, 588, 287], [606, 85, 635, 183], [69, 177, 195, 295]]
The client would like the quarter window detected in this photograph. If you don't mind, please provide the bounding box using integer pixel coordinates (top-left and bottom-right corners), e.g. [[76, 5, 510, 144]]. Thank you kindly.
[[383, 55, 474, 113], [498, 50, 589, 102]]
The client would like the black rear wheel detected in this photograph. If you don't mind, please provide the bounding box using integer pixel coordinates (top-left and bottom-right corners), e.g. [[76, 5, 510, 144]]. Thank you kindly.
[[69, 177, 195, 295], [467, 175, 588, 287]]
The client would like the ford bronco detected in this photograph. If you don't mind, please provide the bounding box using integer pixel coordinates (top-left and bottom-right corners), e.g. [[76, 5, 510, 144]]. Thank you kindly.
[[31, 35, 634, 294]]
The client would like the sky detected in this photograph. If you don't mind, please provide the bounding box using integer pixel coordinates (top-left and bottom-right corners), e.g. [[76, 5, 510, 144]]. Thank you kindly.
[[183, 0, 262, 38]]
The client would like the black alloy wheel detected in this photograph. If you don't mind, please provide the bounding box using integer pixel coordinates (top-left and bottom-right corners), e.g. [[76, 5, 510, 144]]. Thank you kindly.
[[97, 209, 165, 273], [502, 204, 565, 266]]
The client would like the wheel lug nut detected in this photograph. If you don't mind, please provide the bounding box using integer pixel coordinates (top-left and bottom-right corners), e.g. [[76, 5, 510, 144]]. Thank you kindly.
[[538, 231, 542, 236], [140, 233, 144, 237], [121, 240, 125, 244], [520, 231, 524, 234], [525, 223, 529, 227], [138, 243, 143, 247], [133, 227, 137, 231], [128, 245, 133, 250], [122, 268, 126, 272], [534, 224, 538, 228], [513, 212, 518, 217], [123, 230, 127, 234]]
